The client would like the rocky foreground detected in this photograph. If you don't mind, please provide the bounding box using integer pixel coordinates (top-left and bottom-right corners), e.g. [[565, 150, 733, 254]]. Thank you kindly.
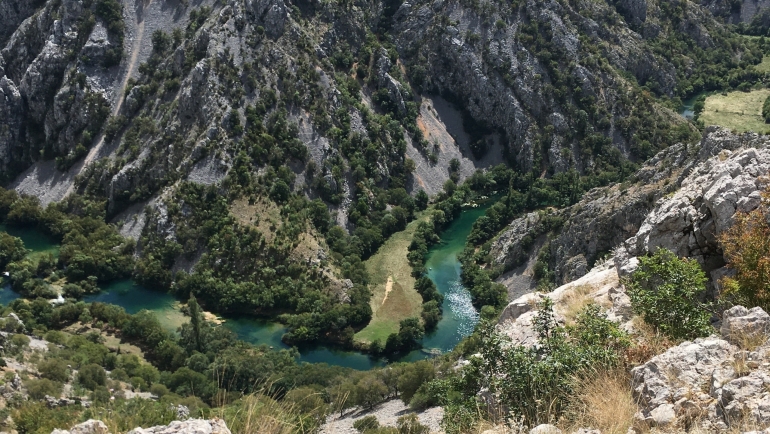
[[50, 419, 230, 434]]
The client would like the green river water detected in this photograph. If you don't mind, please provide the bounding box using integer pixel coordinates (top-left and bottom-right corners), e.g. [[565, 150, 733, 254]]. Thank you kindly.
[[0, 202, 491, 370]]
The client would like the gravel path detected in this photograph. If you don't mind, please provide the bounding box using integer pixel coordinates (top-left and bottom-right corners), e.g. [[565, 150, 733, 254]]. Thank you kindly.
[[320, 400, 444, 434]]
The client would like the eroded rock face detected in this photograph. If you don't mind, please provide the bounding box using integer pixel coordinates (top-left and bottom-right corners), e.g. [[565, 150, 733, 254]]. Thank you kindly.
[[0, 76, 24, 180], [492, 128, 770, 290], [631, 306, 770, 431], [628, 130, 770, 270], [51, 419, 231, 434], [497, 262, 630, 345], [245, 0, 288, 38]]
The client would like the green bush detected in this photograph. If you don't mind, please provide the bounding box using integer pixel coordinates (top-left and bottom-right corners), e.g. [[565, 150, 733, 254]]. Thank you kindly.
[[0, 233, 27, 269], [437, 300, 629, 427], [627, 248, 712, 340], [77, 364, 107, 390], [38, 359, 69, 383], [26, 379, 63, 400], [353, 415, 380, 432]]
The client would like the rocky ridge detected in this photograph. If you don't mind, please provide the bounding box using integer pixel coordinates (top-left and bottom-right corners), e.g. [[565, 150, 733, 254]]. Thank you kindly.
[[491, 127, 770, 289]]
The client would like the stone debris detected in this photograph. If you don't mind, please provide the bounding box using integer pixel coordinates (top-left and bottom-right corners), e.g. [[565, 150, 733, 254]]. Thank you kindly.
[[50, 419, 230, 434]]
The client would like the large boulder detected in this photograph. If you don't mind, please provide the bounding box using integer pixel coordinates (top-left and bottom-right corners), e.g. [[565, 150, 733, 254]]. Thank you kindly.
[[631, 305, 770, 431]]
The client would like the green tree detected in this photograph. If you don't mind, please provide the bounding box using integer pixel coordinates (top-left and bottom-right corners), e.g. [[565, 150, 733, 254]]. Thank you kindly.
[[0, 233, 26, 269], [187, 295, 203, 353], [627, 248, 712, 340], [763, 95, 770, 123], [415, 190, 429, 211], [398, 360, 435, 404], [420, 301, 441, 331], [38, 359, 69, 383], [355, 375, 388, 409]]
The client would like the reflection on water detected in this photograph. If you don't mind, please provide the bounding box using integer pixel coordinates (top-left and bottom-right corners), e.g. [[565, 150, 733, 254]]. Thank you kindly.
[[445, 280, 480, 338], [0, 223, 59, 259], [0, 282, 21, 305], [84, 280, 188, 332]]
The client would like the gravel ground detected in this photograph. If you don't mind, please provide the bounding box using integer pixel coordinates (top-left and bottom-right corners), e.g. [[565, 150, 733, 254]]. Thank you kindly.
[[320, 400, 444, 434]]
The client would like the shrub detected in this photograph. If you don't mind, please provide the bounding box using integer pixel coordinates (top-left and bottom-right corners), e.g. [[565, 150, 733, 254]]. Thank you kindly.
[[12, 402, 79, 434], [26, 378, 63, 400], [10, 334, 30, 353], [439, 300, 629, 426], [764, 95, 770, 123], [150, 383, 169, 398], [77, 363, 107, 390], [396, 414, 429, 434], [719, 196, 770, 310], [353, 415, 380, 432], [38, 359, 69, 383], [627, 248, 712, 340], [92, 385, 111, 404]]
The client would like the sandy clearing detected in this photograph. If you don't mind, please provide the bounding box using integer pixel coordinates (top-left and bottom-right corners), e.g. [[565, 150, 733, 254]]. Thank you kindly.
[[381, 276, 394, 306]]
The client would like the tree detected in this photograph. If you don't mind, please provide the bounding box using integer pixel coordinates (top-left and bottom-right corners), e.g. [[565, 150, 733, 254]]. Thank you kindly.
[[0, 233, 26, 269], [398, 361, 435, 404], [187, 295, 203, 353], [415, 190, 429, 211], [627, 248, 712, 339], [355, 375, 388, 409], [421, 301, 441, 331]]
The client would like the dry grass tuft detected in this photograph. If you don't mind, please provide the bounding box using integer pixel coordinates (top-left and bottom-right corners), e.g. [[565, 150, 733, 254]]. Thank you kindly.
[[624, 317, 679, 366], [560, 285, 594, 325], [561, 368, 638, 434], [728, 328, 770, 351], [220, 393, 303, 434]]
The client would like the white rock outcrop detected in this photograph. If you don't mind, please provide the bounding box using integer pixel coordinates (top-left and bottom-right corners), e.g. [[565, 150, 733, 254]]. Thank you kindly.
[[631, 306, 770, 431], [497, 260, 631, 345], [51, 419, 231, 434]]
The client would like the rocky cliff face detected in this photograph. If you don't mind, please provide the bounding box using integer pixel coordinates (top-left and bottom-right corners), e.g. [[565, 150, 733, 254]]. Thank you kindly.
[[491, 127, 770, 289], [391, 0, 705, 174]]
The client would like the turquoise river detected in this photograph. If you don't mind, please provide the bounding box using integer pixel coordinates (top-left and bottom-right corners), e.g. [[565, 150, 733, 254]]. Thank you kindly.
[[0, 202, 492, 370]]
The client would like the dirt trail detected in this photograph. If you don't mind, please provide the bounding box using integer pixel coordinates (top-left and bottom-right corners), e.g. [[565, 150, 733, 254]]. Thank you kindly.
[[63, 0, 152, 197], [380, 276, 394, 306]]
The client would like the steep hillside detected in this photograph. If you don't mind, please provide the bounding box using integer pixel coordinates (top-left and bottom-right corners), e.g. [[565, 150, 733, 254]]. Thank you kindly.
[[0, 0, 768, 346]]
